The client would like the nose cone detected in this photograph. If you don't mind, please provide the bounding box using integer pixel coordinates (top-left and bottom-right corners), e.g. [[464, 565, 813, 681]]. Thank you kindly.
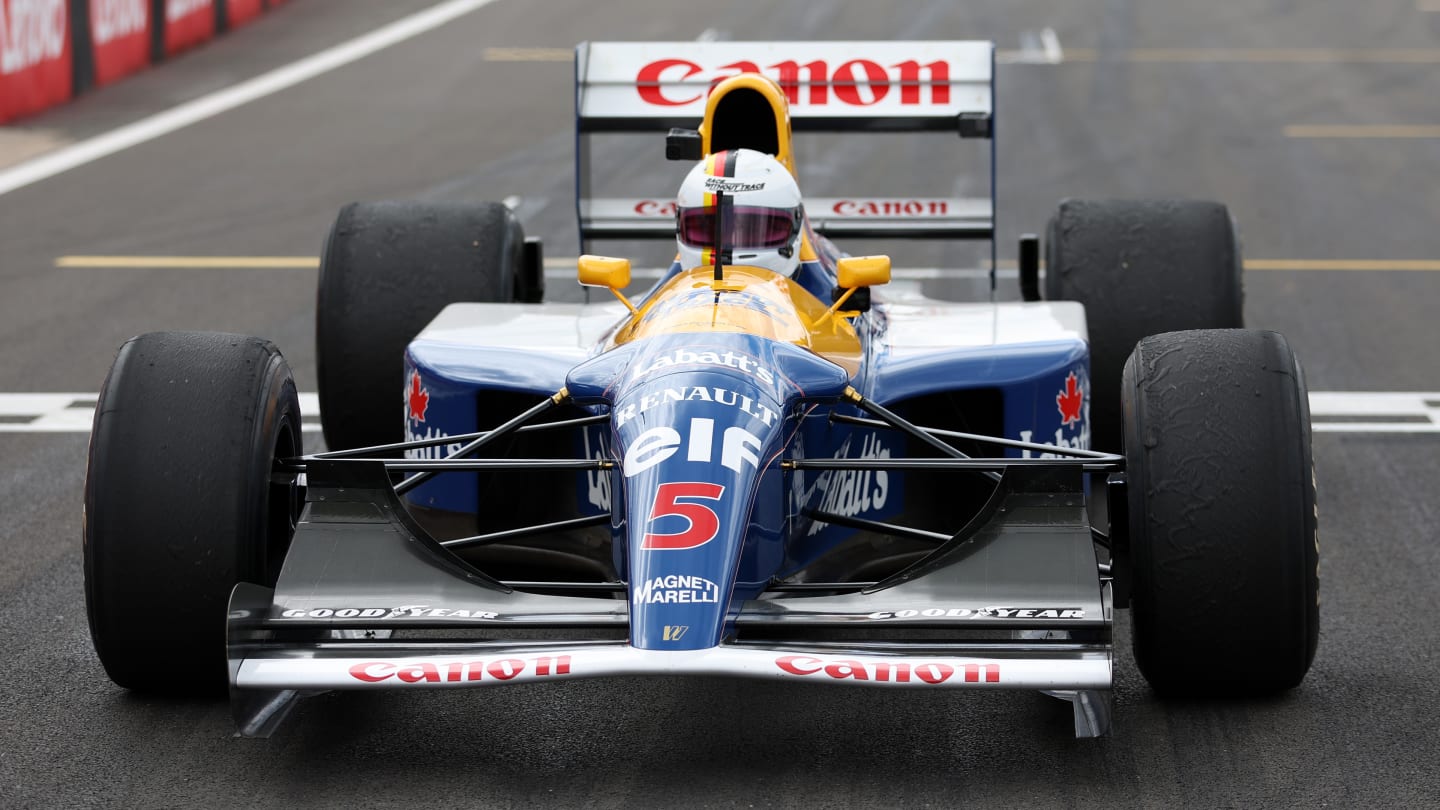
[[571, 332, 851, 651], [615, 367, 784, 651]]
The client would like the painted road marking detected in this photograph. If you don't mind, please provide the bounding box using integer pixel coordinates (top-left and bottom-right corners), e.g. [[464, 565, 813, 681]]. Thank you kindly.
[[0, 394, 323, 433], [1061, 48, 1440, 64], [0, 0, 503, 198], [2, 393, 1435, 434], [55, 256, 1440, 275], [1243, 259, 1440, 271], [483, 47, 572, 61], [56, 255, 321, 269], [1285, 125, 1440, 139], [487, 45, 1440, 66], [1310, 393, 1440, 433], [486, 28, 724, 63]]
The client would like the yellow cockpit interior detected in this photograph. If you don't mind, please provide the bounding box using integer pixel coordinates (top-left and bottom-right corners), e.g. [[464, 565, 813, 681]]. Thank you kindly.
[[609, 266, 863, 377]]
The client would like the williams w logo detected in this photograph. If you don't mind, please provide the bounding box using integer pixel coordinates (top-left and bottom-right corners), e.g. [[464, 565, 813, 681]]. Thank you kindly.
[[662, 625, 688, 642]]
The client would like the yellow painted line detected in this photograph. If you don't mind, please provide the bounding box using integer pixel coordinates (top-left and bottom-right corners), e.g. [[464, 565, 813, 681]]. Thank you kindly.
[[483, 47, 572, 62], [1284, 124, 1440, 139], [54, 256, 1440, 272], [1245, 259, 1440, 271], [55, 255, 578, 270], [55, 255, 319, 269], [1063, 47, 1440, 64]]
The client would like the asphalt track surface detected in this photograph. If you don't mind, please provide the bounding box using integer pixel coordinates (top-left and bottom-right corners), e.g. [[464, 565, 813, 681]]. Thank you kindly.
[[3, 1, 1439, 807]]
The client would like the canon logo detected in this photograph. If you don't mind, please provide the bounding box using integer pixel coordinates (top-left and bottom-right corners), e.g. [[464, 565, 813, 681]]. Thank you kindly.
[[349, 654, 572, 684], [775, 655, 1000, 684], [634, 200, 677, 216], [636, 58, 952, 108], [832, 199, 950, 216]]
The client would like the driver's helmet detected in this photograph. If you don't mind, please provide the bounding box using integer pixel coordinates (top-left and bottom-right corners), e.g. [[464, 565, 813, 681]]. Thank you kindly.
[[675, 148, 803, 276]]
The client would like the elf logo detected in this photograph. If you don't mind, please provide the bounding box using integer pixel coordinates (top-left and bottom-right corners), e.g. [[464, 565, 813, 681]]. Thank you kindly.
[[624, 418, 761, 477]]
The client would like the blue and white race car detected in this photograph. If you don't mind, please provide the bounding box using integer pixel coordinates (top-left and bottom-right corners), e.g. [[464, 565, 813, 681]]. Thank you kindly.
[[82, 41, 1317, 738]]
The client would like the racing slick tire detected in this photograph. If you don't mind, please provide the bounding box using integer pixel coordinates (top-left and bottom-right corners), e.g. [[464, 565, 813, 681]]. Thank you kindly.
[[1045, 199, 1243, 452], [316, 200, 527, 451], [1122, 329, 1318, 696], [84, 332, 303, 694]]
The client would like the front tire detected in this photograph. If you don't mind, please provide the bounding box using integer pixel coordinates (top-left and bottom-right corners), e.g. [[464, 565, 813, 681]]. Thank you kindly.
[[1123, 329, 1318, 695], [84, 332, 302, 693]]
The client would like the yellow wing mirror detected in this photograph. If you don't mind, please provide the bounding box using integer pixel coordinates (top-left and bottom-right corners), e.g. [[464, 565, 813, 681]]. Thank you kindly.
[[836, 255, 891, 289], [817, 255, 891, 328], [577, 255, 636, 313]]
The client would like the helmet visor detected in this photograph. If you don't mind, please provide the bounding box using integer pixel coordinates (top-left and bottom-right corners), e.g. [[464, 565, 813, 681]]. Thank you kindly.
[[678, 206, 798, 250]]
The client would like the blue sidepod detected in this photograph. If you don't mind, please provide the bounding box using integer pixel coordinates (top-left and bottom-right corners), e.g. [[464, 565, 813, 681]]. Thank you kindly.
[[567, 333, 850, 651]]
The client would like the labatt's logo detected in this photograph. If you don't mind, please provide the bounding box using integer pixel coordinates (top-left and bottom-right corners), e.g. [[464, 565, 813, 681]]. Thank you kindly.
[[636, 57, 953, 107], [403, 370, 463, 460], [583, 427, 611, 512], [804, 433, 893, 536], [1020, 370, 1089, 459], [630, 348, 775, 386]]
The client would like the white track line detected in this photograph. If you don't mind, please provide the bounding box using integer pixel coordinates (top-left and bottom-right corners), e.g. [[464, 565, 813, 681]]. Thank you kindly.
[[0, 0, 500, 197], [2, 392, 1434, 434]]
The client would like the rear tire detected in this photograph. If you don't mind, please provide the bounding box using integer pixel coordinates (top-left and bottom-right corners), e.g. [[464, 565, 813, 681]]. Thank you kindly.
[[1046, 199, 1243, 451], [84, 332, 302, 694], [1123, 329, 1318, 695], [316, 200, 525, 450]]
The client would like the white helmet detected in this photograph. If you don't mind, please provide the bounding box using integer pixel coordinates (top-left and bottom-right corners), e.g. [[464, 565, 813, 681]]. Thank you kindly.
[[675, 148, 803, 276]]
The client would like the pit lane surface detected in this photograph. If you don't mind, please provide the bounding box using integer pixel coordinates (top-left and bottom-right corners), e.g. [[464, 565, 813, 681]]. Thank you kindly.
[[2, 1, 1439, 806]]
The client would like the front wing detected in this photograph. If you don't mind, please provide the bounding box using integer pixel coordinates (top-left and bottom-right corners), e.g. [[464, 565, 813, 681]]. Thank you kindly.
[[228, 461, 1112, 737]]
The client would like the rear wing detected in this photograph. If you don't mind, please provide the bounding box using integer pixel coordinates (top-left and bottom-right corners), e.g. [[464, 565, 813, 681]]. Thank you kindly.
[[573, 41, 997, 254]]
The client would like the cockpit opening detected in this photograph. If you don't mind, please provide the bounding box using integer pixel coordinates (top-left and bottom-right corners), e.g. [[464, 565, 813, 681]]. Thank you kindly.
[[709, 87, 781, 156]]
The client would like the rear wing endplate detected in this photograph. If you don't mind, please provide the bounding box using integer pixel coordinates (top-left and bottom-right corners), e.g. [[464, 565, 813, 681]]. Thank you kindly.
[[573, 41, 997, 255]]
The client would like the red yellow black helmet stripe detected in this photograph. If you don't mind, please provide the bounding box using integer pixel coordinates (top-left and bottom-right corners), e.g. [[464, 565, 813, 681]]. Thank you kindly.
[[705, 150, 739, 178]]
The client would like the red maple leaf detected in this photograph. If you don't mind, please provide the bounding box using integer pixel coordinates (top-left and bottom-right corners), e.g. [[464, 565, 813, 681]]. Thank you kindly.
[[407, 371, 429, 423], [1057, 371, 1083, 426]]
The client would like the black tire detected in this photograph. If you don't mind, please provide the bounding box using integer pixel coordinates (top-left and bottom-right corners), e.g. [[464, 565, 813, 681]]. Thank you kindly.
[[1123, 329, 1318, 695], [316, 200, 525, 451], [1046, 199, 1243, 451], [84, 332, 303, 693]]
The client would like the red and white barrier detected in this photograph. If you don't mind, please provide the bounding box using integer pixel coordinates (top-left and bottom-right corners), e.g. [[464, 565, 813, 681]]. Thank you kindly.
[[0, 0, 290, 124], [0, 0, 73, 123], [90, 0, 148, 86]]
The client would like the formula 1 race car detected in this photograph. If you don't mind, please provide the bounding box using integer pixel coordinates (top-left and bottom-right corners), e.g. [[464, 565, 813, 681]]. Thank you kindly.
[[82, 41, 1317, 738]]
